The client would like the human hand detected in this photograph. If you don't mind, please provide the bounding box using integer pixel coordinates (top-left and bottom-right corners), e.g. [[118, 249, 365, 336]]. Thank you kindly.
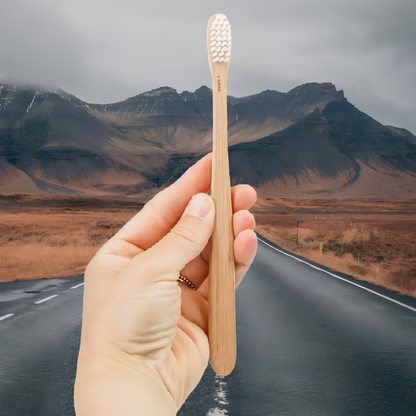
[[74, 153, 257, 415]]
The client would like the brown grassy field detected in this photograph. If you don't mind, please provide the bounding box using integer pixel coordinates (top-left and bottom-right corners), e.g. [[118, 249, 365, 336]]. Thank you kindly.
[[0, 194, 143, 282], [252, 198, 416, 298], [1, 194, 416, 299]]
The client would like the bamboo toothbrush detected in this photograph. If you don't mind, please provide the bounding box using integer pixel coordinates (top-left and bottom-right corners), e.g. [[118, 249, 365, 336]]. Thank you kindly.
[[207, 13, 236, 376]]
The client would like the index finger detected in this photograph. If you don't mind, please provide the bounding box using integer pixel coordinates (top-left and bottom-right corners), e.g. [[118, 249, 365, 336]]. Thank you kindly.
[[111, 153, 213, 251]]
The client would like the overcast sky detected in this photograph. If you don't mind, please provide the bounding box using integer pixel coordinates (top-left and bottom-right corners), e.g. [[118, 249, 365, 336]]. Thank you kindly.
[[1, 0, 415, 134]]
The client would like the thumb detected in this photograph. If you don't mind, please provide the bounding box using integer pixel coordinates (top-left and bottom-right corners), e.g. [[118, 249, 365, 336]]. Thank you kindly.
[[128, 193, 215, 282]]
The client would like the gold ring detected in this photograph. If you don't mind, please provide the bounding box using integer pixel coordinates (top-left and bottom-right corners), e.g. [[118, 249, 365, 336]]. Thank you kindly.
[[177, 275, 197, 291]]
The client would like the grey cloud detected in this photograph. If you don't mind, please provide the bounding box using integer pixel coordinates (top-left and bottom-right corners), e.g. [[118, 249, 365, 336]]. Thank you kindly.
[[0, 0, 87, 87], [0, 0, 415, 133]]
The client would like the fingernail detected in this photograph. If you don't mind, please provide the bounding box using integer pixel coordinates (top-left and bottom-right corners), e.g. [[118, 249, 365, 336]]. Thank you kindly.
[[185, 193, 211, 219]]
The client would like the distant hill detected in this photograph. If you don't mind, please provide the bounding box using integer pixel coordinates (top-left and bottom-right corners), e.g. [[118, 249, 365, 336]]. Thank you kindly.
[[1, 82, 415, 200]]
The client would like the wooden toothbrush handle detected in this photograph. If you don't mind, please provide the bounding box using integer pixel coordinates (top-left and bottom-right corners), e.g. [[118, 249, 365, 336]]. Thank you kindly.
[[209, 65, 236, 376]]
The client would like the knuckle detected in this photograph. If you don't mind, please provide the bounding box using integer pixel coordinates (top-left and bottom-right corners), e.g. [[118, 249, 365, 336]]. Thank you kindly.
[[171, 223, 198, 246]]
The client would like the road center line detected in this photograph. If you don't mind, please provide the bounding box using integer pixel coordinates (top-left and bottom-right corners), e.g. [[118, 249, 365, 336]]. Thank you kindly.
[[0, 314, 14, 321], [70, 283, 84, 289], [258, 237, 416, 313], [34, 295, 58, 304]]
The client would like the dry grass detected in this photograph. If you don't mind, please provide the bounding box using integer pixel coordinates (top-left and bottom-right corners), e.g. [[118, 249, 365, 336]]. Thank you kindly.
[[0, 244, 98, 281], [253, 200, 416, 298], [0, 197, 142, 281], [1, 194, 415, 299]]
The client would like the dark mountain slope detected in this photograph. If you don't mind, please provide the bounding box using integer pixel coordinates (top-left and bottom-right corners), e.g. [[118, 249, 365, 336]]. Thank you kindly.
[[0, 85, 166, 195], [228, 100, 416, 199], [86, 83, 344, 152], [322, 99, 416, 172], [0, 81, 415, 200], [229, 111, 359, 187]]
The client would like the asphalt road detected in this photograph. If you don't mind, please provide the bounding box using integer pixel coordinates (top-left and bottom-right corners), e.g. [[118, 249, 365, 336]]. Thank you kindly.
[[0, 275, 84, 416], [1, 238, 416, 416]]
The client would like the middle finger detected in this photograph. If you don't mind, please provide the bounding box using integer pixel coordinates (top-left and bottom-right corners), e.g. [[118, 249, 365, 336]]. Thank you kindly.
[[179, 184, 257, 289]]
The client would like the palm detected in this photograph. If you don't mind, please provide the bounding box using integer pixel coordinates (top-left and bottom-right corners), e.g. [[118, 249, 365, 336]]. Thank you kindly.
[[85, 239, 209, 407]]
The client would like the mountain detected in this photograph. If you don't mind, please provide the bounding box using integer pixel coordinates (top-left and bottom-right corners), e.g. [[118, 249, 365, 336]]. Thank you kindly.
[[229, 98, 416, 198], [1, 82, 415, 200]]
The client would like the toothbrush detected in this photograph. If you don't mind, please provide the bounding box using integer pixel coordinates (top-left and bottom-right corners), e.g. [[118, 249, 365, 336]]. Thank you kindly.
[[207, 13, 236, 376]]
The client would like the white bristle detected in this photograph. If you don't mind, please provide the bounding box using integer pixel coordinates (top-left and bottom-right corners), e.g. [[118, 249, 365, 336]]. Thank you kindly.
[[209, 14, 231, 63]]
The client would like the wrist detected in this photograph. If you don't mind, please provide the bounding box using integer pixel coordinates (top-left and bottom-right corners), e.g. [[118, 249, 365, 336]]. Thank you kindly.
[[75, 348, 176, 416]]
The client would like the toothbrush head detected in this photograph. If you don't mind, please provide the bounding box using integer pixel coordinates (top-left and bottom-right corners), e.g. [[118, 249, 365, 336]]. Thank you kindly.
[[207, 13, 231, 66]]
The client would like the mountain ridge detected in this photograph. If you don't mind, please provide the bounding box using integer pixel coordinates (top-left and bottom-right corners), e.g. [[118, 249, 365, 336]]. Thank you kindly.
[[1, 81, 415, 200]]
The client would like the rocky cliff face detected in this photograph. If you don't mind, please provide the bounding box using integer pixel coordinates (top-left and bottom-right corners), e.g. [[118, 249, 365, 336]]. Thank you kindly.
[[0, 82, 415, 200]]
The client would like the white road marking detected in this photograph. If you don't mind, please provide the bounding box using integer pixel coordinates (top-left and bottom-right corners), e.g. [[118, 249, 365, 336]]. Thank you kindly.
[[207, 374, 228, 415], [258, 237, 416, 313], [0, 314, 14, 321], [70, 283, 84, 289], [34, 295, 58, 304], [2, 280, 82, 319]]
